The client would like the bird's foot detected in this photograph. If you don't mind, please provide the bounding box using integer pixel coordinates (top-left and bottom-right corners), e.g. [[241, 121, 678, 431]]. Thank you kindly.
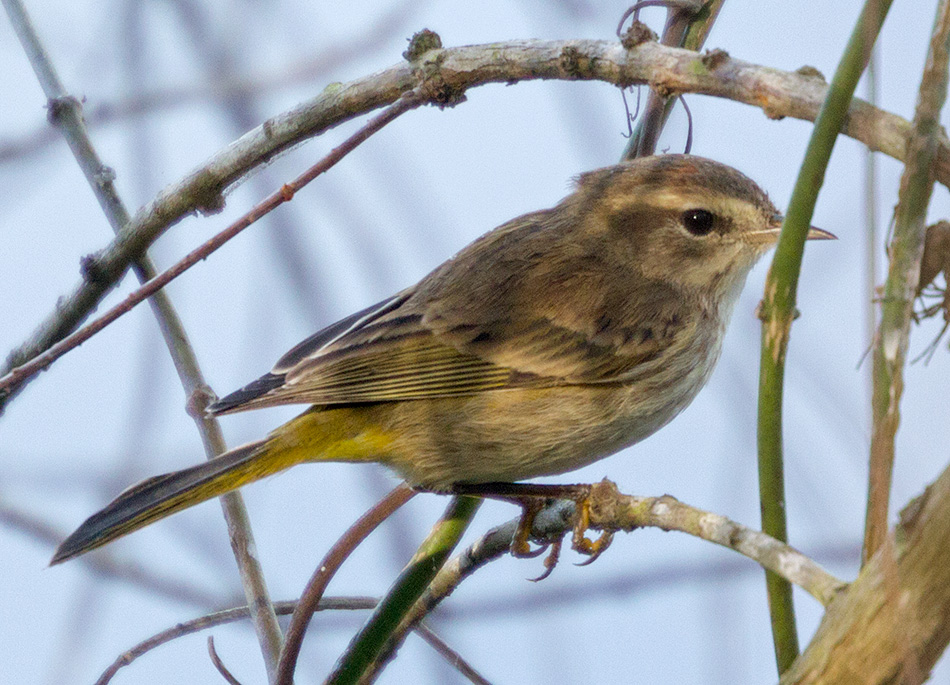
[[450, 482, 613, 579]]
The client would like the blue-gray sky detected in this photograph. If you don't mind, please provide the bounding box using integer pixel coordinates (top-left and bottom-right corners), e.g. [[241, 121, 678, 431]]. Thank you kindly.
[[2, 1, 949, 683]]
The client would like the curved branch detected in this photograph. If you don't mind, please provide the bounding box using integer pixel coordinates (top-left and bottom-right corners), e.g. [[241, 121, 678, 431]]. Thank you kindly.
[[3, 37, 946, 407], [758, 0, 894, 671], [276, 484, 416, 685], [362, 480, 846, 681], [94, 598, 375, 685]]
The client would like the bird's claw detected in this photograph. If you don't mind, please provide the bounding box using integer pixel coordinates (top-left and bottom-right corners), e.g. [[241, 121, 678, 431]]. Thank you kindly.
[[570, 494, 613, 563], [507, 484, 611, 578]]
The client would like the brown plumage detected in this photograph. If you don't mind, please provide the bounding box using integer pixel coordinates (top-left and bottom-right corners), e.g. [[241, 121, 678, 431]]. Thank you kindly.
[[53, 154, 833, 564]]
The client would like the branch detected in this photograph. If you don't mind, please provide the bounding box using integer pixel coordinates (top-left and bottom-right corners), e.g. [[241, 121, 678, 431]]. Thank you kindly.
[[2, 0, 285, 676], [94, 598, 376, 685], [782, 456, 950, 683], [587, 481, 846, 604], [276, 484, 416, 685], [864, 0, 950, 564], [0, 90, 427, 399], [413, 624, 492, 685], [93, 593, 487, 685], [361, 481, 845, 682], [4, 37, 950, 409], [206, 636, 243, 685]]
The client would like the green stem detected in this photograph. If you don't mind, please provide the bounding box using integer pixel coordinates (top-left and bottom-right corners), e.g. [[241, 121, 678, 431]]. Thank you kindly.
[[757, 0, 893, 674], [324, 496, 481, 685]]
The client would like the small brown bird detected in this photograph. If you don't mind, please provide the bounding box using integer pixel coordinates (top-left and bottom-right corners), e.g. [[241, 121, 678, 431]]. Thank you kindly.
[[53, 154, 833, 564]]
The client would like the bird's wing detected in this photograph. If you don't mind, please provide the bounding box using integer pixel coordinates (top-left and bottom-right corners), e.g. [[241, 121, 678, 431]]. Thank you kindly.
[[210, 284, 678, 414], [421, 309, 671, 384], [208, 291, 528, 413], [209, 210, 689, 414]]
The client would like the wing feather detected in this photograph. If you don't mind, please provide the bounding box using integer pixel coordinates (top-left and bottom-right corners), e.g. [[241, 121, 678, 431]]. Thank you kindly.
[[210, 205, 695, 415], [280, 335, 517, 404], [210, 301, 536, 413]]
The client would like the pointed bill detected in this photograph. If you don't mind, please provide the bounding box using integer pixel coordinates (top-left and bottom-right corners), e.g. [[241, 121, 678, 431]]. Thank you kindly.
[[743, 214, 837, 245]]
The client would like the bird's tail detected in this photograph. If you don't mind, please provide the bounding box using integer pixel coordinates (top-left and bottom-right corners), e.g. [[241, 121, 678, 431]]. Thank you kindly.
[[52, 439, 276, 564]]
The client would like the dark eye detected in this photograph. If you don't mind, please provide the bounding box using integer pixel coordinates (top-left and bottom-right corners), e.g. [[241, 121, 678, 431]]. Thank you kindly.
[[682, 209, 715, 236]]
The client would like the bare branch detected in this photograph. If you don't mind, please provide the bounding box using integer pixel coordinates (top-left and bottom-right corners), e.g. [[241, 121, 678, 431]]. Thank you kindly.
[[362, 481, 845, 681], [94, 598, 376, 685], [0, 90, 426, 398], [3, 37, 946, 411], [865, 0, 950, 564], [414, 623, 492, 685], [207, 637, 244, 685], [2, 0, 285, 673]]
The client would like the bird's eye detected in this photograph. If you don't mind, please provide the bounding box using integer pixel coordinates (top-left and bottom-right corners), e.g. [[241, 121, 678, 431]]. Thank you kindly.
[[681, 209, 715, 236]]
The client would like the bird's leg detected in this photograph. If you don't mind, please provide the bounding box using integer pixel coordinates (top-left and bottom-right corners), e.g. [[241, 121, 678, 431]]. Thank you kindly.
[[449, 482, 614, 573], [507, 495, 549, 558], [570, 493, 614, 565]]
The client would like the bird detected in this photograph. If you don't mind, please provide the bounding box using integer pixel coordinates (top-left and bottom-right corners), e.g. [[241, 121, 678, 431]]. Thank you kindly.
[[51, 154, 833, 565]]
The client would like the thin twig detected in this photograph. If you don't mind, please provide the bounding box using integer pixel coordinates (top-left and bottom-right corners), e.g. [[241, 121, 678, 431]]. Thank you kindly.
[[275, 484, 416, 685], [414, 623, 492, 685], [92, 594, 490, 685], [0, 89, 426, 397], [94, 598, 376, 685], [207, 636, 244, 685]]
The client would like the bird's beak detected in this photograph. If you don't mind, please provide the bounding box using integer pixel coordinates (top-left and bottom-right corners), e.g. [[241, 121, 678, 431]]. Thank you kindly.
[[805, 226, 838, 240], [744, 214, 837, 245]]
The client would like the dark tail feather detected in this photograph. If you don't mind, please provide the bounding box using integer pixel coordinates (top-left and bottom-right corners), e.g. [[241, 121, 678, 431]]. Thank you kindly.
[[52, 440, 269, 565]]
